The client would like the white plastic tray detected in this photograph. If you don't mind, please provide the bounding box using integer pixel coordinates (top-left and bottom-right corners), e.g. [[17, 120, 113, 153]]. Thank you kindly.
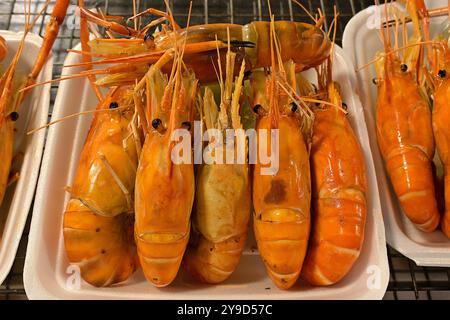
[[343, 0, 450, 267], [24, 42, 389, 299], [0, 31, 52, 285]]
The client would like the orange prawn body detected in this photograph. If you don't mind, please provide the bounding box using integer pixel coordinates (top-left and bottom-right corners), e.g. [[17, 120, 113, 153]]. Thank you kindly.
[[376, 57, 440, 232], [0, 0, 70, 205], [432, 76, 450, 238], [184, 54, 251, 284], [81, 20, 331, 84], [302, 83, 367, 285], [134, 69, 198, 287], [135, 131, 194, 287], [253, 114, 311, 290], [63, 89, 139, 287], [155, 22, 331, 71], [0, 40, 25, 206]]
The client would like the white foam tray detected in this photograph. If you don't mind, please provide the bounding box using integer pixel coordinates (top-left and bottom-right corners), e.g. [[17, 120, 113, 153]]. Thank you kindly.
[[0, 31, 52, 285], [24, 42, 388, 299], [343, 0, 450, 267]]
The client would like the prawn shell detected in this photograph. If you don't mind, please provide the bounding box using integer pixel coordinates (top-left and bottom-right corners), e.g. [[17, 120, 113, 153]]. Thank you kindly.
[[63, 199, 138, 287], [63, 105, 139, 287], [135, 132, 194, 287], [432, 78, 450, 238], [376, 70, 440, 232], [243, 21, 331, 70], [184, 158, 251, 284], [70, 110, 138, 217], [154, 22, 330, 71], [252, 115, 311, 290], [302, 106, 367, 286]]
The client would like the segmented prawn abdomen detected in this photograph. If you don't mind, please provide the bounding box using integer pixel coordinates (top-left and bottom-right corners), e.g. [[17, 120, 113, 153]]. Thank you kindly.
[[252, 115, 311, 290], [302, 107, 367, 286], [243, 21, 331, 70], [63, 200, 138, 287], [376, 73, 439, 232], [184, 161, 251, 284]]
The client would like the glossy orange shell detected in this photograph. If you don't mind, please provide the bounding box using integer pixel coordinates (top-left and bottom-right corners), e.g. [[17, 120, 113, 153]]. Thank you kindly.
[[252, 115, 311, 289], [376, 66, 440, 232], [433, 78, 450, 238], [63, 108, 139, 287], [64, 200, 137, 287], [155, 22, 331, 71], [135, 131, 194, 287], [302, 106, 367, 285]]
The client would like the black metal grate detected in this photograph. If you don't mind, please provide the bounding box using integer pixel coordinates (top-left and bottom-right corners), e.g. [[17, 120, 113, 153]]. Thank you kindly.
[[0, 0, 449, 300]]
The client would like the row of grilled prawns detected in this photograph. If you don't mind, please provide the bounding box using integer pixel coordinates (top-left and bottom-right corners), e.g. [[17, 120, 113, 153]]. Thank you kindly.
[[56, 2, 368, 289], [372, 0, 450, 238], [0, 0, 69, 210]]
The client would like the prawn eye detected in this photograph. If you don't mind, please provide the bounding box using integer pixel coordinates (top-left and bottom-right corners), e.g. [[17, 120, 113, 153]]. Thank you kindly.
[[152, 118, 162, 129], [372, 78, 379, 85], [144, 31, 154, 41], [290, 102, 298, 113], [400, 64, 408, 72], [438, 69, 447, 78], [342, 103, 348, 111], [253, 104, 262, 114], [109, 102, 119, 109], [9, 111, 19, 121], [181, 121, 191, 131]]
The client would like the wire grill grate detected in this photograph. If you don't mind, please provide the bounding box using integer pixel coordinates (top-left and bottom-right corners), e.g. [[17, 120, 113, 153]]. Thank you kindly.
[[0, 0, 449, 300]]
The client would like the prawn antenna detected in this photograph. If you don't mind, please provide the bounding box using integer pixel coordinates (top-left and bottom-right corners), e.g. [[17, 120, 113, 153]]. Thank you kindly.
[[267, 3, 279, 130], [356, 40, 439, 71], [27, 106, 129, 135]]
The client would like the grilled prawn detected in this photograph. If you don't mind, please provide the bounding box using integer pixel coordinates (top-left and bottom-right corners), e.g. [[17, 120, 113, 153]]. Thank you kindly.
[[184, 42, 250, 284]]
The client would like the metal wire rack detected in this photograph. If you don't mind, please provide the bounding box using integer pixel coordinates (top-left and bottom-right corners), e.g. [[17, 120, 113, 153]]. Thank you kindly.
[[0, 0, 449, 300]]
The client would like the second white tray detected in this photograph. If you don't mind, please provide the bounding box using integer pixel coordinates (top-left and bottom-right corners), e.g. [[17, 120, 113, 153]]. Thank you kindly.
[[343, 1, 450, 267], [0, 31, 52, 285]]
